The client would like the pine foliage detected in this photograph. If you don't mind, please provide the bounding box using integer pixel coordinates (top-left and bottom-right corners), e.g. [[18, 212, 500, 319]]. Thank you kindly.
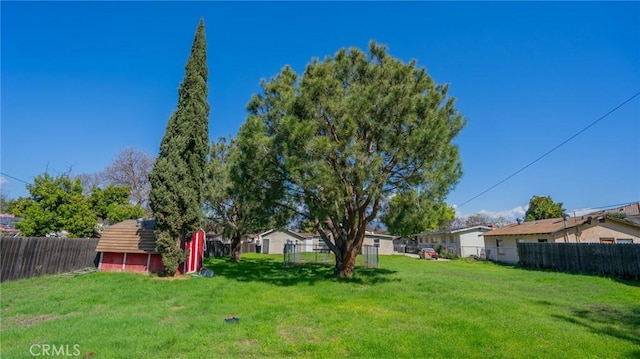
[[149, 19, 210, 274]]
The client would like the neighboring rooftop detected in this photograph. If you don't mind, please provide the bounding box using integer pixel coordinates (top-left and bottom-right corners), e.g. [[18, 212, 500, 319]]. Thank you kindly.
[[414, 226, 493, 236], [484, 214, 640, 237], [484, 217, 587, 237]]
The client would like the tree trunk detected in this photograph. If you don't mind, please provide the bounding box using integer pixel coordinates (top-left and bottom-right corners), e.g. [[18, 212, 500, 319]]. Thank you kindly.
[[334, 245, 359, 278], [230, 234, 242, 262]]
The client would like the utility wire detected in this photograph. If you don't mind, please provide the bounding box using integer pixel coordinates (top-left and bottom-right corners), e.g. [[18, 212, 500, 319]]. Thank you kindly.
[[577, 201, 640, 211], [0, 172, 30, 185], [457, 91, 640, 208]]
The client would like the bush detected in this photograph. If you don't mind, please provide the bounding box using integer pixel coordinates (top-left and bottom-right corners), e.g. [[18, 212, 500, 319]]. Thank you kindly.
[[436, 245, 459, 260], [155, 233, 187, 276]]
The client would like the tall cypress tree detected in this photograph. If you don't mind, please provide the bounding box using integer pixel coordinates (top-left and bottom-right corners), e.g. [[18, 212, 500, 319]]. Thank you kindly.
[[149, 19, 210, 275]]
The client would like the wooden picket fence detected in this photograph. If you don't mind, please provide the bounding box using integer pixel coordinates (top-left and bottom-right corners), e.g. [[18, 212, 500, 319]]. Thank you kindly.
[[517, 242, 640, 280], [1, 237, 99, 282]]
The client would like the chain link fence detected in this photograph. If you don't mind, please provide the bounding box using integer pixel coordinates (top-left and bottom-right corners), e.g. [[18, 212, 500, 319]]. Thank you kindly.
[[283, 241, 379, 269]]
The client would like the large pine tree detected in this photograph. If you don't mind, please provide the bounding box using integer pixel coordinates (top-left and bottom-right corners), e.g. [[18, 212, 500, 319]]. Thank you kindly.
[[149, 19, 210, 275]]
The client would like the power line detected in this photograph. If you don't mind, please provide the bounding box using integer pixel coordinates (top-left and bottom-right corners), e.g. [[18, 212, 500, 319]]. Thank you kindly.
[[577, 201, 640, 211], [458, 91, 640, 208], [0, 172, 30, 185]]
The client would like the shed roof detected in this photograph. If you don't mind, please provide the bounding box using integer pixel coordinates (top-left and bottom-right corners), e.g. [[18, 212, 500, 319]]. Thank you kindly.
[[96, 219, 158, 254]]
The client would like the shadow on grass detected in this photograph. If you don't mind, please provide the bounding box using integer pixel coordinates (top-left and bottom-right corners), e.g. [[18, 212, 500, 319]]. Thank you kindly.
[[203, 256, 398, 286], [551, 304, 640, 351]]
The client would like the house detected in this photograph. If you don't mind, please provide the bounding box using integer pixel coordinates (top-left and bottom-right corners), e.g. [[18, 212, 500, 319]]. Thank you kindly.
[[259, 229, 397, 255], [362, 232, 397, 255], [0, 214, 20, 237], [96, 219, 205, 274], [483, 215, 640, 263], [594, 202, 640, 224], [259, 229, 307, 254], [412, 226, 493, 258]]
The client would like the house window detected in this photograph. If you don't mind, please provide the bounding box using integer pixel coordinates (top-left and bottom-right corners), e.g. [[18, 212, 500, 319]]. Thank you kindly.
[[617, 238, 633, 244], [374, 238, 380, 248], [497, 239, 504, 255], [538, 239, 548, 243], [600, 238, 614, 244]]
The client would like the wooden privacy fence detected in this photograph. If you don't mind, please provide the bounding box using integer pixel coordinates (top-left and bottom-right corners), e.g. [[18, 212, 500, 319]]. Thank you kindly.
[[1, 237, 99, 282], [517, 242, 640, 280]]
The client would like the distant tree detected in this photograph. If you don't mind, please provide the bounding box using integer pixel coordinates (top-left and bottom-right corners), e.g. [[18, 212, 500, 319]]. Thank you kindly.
[[76, 148, 154, 209], [525, 195, 564, 221], [297, 218, 317, 233], [0, 190, 13, 213], [463, 213, 494, 227], [451, 213, 514, 228], [381, 190, 455, 238], [76, 172, 105, 196], [103, 147, 155, 208], [246, 42, 465, 277], [205, 131, 290, 262], [88, 184, 145, 224], [12, 173, 96, 237], [148, 19, 210, 275]]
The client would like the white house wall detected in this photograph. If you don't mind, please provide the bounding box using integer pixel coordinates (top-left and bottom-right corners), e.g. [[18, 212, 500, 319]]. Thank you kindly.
[[262, 231, 305, 254], [483, 237, 521, 264], [362, 236, 395, 255], [459, 230, 486, 257]]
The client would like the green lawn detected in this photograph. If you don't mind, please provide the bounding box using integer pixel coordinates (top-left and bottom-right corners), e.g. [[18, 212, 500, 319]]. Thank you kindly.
[[1, 255, 638, 358]]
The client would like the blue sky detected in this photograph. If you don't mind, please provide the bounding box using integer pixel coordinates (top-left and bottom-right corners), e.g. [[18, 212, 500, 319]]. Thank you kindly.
[[2, 1, 639, 219]]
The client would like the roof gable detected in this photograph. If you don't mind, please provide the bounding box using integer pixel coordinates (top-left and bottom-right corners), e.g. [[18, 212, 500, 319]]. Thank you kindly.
[[260, 228, 306, 241]]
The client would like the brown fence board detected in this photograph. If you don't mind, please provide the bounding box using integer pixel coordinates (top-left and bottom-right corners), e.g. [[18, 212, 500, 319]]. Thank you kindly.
[[517, 242, 640, 280], [1, 237, 99, 282]]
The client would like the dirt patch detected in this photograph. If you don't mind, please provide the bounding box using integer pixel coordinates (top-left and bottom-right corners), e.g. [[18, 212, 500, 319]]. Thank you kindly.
[[238, 339, 260, 347], [170, 306, 186, 311], [160, 316, 178, 325], [15, 312, 75, 327], [151, 275, 190, 281], [277, 325, 318, 344]]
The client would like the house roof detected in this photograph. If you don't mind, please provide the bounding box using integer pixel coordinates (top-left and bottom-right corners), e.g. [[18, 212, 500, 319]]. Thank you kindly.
[[259, 228, 306, 241], [0, 224, 19, 233], [364, 232, 397, 240], [483, 217, 585, 237], [601, 202, 640, 217], [413, 225, 492, 237], [298, 232, 320, 239], [95, 219, 158, 254], [483, 215, 640, 237]]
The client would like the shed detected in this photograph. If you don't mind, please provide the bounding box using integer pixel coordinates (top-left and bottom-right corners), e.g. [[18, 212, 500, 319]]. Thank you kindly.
[[96, 219, 205, 274]]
